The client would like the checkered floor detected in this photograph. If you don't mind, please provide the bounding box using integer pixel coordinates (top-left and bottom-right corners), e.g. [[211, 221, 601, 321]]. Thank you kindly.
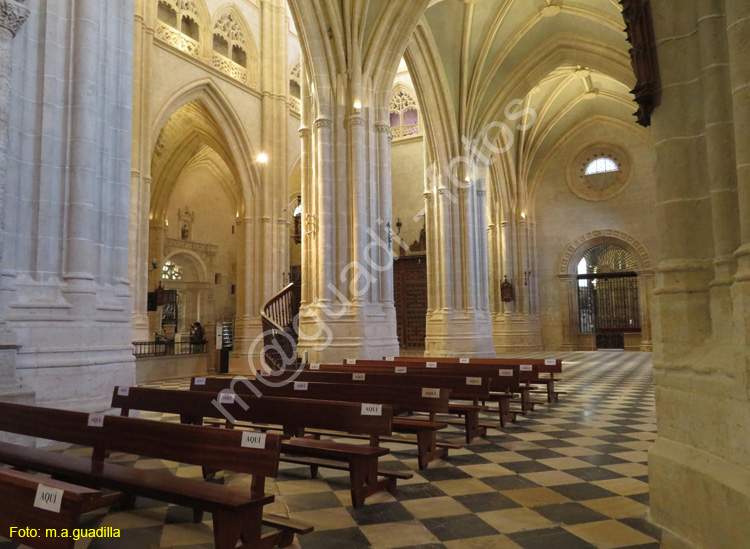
[[1, 352, 660, 548]]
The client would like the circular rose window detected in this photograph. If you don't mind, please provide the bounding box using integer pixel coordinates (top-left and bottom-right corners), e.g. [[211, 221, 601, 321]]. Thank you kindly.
[[567, 144, 630, 202]]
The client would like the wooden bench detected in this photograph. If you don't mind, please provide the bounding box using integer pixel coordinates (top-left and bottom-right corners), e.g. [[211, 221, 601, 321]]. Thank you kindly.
[[358, 359, 545, 413], [335, 360, 526, 427], [389, 356, 564, 403], [112, 386, 408, 507], [192, 377, 454, 469], [277, 369, 491, 443], [0, 467, 102, 549], [0, 401, 309, 549]]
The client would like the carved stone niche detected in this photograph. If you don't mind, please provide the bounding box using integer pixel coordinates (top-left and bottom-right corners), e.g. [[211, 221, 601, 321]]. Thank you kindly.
[[620, 0, 661, 127]]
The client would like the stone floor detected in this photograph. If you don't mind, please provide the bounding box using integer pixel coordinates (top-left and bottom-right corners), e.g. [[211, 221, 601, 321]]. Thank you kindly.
[[0, 352, 660, 548]]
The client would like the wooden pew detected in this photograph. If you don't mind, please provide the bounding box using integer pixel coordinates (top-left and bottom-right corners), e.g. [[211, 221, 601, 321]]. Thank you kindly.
[[316, 360, 524, 427], [0, 401, 308, 549], [354, 359, 544, 412], [0, 468, 102, 549], [388, 356, 564, 402], [111, 386, 407, 507], [191, 377, 454, 469], [273, 369, 490, 443]]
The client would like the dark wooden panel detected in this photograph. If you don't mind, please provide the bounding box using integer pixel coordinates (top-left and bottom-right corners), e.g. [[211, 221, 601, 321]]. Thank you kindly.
[[394, 254, 427, 349]]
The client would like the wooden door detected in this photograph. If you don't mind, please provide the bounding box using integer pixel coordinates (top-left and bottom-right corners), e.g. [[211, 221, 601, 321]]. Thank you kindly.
[[393, 254, 427, 349]]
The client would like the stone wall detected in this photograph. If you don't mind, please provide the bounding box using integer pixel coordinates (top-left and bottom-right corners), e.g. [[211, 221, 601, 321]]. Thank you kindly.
[[535, 119, 658, 351]]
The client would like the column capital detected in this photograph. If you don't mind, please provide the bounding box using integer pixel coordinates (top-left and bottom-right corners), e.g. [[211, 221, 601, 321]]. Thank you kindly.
[[0, 0, 29, 37], [346, 115, 365, 128], [298, 127, 311, 139], [375, 124, 391, 134], [314, 118, 332, 129]]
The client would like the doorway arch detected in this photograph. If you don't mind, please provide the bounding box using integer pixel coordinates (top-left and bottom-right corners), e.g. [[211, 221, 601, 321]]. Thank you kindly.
[[558, 230, 654, 351]]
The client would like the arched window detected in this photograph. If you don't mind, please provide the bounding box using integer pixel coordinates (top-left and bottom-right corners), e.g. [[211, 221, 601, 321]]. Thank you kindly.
[[585, 157, 619, 175], [156, 0, 203, 59], [212, 11, 251, 84], [389, 88, 421, 140], [162, 260, 183, 281], [577, 244, 640, 348]]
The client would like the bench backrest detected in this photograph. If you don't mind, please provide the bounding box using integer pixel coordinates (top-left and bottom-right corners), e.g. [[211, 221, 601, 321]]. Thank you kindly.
[[112, 386, 393, 437], [0, 401, 282, 479], [268, 370, 490, 399], [0, 468, 101, 547], [190, 377, 451, 414], [313, 361, 522, 392], [383, 356, 563, 374]]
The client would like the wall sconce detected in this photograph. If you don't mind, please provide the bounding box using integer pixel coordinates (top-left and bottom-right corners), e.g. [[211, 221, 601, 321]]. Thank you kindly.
[[395, 218, 402, 235], [353, 100, 362, 110], [524, 270, 532, 287], [148, 259, 158, 271], [257, 153, 269, 164], [520, 212, 527, 220]]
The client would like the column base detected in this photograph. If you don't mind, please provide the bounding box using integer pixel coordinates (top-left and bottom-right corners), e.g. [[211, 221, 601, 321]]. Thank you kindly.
[[232, 316, 264, 359], [492, 313, 544, 354], [424, 309, 495, 357], [131, 312, 150, 342], [298, 301, 399, 363], [650, 436, 750, 549], [3, 277, 135, 411]]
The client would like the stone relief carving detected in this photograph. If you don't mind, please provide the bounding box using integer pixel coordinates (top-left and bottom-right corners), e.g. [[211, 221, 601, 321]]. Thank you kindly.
[[0, 0, 30, 36]]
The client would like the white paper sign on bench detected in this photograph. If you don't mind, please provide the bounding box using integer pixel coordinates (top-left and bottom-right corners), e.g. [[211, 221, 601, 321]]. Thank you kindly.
[[87, 414, 105, 428], [34, 484, 64, 513], [361, 403, 383, 416], [241, 432, 267, 449]]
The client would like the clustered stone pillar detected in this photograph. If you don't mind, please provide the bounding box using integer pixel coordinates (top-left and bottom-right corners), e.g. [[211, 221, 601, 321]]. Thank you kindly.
[[129, 0, 156, 342], [1, 0, 135, 409], [233, 0, 289, 360], [289, 0, 429, 362], [422, 163, 496, 357], [0, 0, 32, 405], [486, 178, 543, 353], [648, 2, 750, 547]]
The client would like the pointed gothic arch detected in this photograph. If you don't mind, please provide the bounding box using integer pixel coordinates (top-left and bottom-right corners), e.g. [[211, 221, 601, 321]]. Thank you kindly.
[[150, 80, 261, 217]]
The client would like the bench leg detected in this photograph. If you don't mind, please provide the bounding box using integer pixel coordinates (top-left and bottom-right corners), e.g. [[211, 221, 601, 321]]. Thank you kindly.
[[213, 506, 265, 549], [463, 410, 485, 444], [348, 457, 395, 508], [547, 380, 558, 403], [416, 431, 448, 470]]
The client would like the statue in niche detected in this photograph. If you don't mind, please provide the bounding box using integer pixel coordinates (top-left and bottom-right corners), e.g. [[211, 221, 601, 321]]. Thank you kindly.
[[178, 207, 194, 241]]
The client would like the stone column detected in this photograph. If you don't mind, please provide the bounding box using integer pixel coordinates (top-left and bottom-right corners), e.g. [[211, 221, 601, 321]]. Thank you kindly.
[[648, 2, 750, 547], [233, 218, 262, 358], [726, 0, 750, 348], [0, 0, 33, 406], [489, 209, 543, 353], [129, 0, 156, 341], [636, 270, 653, 352], [424, 168, 496, 357], [558, 275, 580, 351]]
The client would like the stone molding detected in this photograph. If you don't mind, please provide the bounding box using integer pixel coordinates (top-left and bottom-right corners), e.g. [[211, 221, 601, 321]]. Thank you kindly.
[[313, 118, 332, 129], [0, 0, 29, 36], [559, 229, 651, 274]]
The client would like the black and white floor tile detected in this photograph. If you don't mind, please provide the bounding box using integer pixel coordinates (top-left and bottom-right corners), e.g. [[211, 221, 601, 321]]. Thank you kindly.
[[1, 352, 660, 548]]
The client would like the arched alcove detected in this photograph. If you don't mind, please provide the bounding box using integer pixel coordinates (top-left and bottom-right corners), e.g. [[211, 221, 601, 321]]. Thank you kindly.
[[558, 231, 654, 352]]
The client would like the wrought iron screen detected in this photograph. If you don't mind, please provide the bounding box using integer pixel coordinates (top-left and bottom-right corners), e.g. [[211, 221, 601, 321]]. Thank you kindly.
[[577, 245, 640, 335]]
